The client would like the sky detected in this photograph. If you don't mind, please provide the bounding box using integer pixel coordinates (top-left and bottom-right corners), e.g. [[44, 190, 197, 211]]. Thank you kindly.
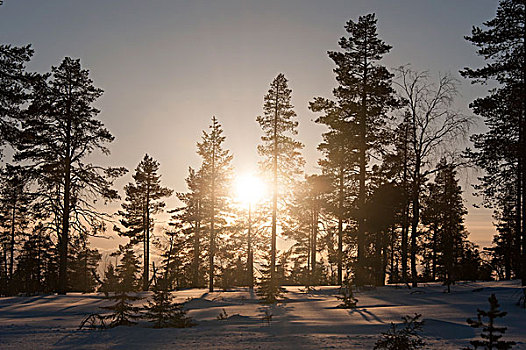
[[0, 0, 500, 252]]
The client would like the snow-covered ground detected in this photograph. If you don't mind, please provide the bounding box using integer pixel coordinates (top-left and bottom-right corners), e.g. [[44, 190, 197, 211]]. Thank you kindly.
[[0, 281, 525, 349]]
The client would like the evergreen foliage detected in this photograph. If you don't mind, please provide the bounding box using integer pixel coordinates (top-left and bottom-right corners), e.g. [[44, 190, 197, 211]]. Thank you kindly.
[[257, 251, 285, 304], [143, 279, 194, 328], [421, 161, 468, 291], [374, 313, 426, 350], [257, 73, 304, 285], [174, 167, 204, 288], [196, 117, 233, 292], [0, 44, 37, 157], [461, 0, 525, 286], [100, 263, 119, 295], [100, 292, 142, 328], [116, 154, 172, 291], [464, 293, 515, 350], [337, 279, 358, 309], [15, 57, 126, 293], [312, 13, 399, 286]]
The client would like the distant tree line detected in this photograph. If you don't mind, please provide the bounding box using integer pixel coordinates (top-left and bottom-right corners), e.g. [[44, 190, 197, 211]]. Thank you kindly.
[[0, 0, 523, 297]]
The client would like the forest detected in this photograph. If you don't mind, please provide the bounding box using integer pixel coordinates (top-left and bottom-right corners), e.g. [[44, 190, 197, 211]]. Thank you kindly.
[[0, 0, 524, 307]]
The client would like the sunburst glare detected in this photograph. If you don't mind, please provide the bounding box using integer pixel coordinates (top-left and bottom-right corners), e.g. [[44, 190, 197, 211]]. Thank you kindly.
[[235, 173, 267, 206]]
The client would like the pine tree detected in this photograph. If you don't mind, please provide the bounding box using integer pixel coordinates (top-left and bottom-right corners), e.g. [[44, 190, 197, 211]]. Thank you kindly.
[[318, 14, 399, 285], [257, 73, 304, 286], [0, 44, 37, 157], [310, 97, 359, 285], [196, 117, 233, 292], [144, 278, 194, 328], [461, 0, 525, 286], [465, 294, 515, 350], [15, 57, 126, 294], [117, 154, 172, 291]]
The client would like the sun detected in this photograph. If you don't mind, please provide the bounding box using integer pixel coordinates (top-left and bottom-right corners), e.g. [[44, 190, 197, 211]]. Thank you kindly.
[[235, 173, 267, 206]]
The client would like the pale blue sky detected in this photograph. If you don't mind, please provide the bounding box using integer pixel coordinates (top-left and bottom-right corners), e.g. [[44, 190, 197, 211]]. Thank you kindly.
[[1, 0, 499, 249]]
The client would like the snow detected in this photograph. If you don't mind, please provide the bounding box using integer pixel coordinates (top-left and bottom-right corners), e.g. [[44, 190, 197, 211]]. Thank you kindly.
[[1, 281, 525, 349]]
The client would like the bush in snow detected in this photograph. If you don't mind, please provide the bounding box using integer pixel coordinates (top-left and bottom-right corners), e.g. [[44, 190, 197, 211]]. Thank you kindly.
[[337, 279, 358, 309], [464, 293, 515, 350], [374, 313, 425, 350], [144, 279, 195, 328], [100, 291, 142, 328]]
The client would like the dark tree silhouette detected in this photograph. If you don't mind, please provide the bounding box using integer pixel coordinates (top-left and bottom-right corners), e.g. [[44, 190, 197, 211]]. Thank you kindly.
[[257, 73, 304, 285], [0, 165, 32, 283], [175, 167, 204, 287], [144, 278, 194, 328], [316, 14, 398, 285], [310, 98, 359, 285], [196, 117, 233, 292], [465, 293, 515, 350], [374, 314, 426, 350], [461, 0, 526, 286], [394, 66, 470, 287], [15, 57, 126, 294], [0, 44, 37, 157], [422, 161, 468, 292], [117, 154, 172, 291]]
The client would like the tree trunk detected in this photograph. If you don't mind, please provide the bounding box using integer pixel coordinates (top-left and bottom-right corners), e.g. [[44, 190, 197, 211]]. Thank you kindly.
[[9, 195, 16, 279], [401, 123, 410, 285], [193, 198, 201, 287], [271, 87, 279, 282], [58, 96, 72, 295], [410, 159, 421, 288], [357, 36, 368, 286], [209, 135, 216, 292], [144, 188, 150, 291], [247, 203, 254, 289], [311, 208, 318, 285], [337, 165, 344, 285]]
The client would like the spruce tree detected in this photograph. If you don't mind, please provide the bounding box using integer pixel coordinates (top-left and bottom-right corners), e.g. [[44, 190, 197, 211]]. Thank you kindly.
[[100, 263, 119, 295], [374, 314, 426, 350], [461, 0, 526, 286], [117, 154, 172, 291], [68, 235, 101, 292], [422, 161, 468, 292], [15, 57, 126, 294], [144, 278, 194, 328], [174, 167, 204, 287], [257, 73, 304, 286], [316, 14, 398, 285], [465, 294, 515, 350], [196, 117, 233, 292], [99, 244, 142, 328]]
